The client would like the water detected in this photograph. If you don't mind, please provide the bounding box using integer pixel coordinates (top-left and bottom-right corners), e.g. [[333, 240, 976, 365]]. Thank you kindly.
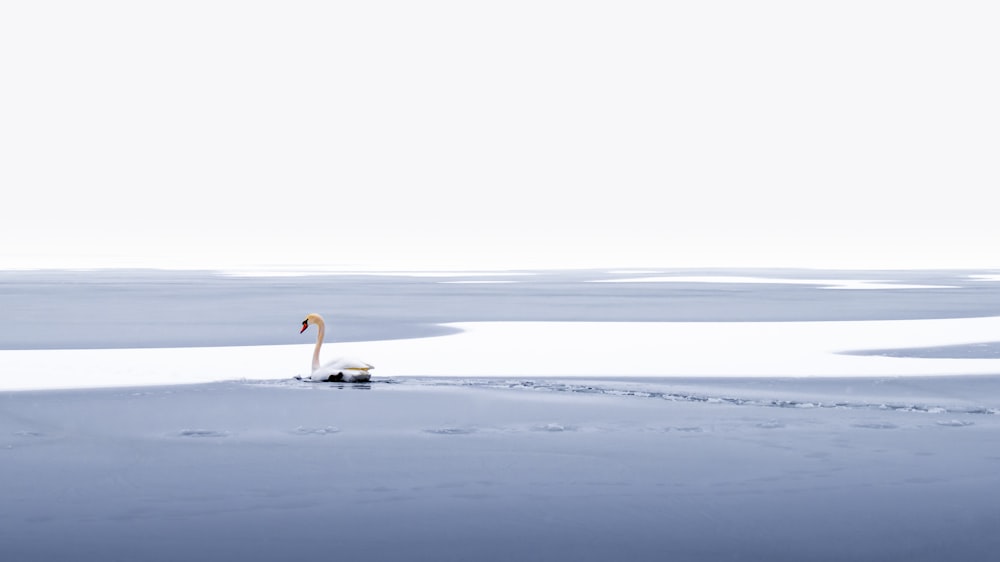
[[2, 268, 999, 350]]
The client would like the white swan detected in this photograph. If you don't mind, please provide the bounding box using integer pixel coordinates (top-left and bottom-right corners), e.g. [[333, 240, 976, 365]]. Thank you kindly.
[[299, 313, 373, 382]]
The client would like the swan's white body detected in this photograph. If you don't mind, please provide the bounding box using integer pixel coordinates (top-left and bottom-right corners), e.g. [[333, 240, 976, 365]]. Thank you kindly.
[[300, 313, 373, 382]]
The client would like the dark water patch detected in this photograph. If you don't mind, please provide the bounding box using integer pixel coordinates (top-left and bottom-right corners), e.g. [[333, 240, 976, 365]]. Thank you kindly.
[[424, 427, 478, 435], [176, 429, 229, 438]]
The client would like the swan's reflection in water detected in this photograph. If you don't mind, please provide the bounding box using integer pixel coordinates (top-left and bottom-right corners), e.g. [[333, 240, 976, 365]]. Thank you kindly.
[[276, 378, 405, 391], [326, 378, 408, 390], [334, 382, 372, 391]]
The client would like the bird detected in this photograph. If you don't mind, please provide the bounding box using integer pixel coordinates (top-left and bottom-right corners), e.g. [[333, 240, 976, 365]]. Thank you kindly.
[[299, 313, 373, 382]]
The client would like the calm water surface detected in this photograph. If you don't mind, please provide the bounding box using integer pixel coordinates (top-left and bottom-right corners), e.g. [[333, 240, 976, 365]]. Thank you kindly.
[[2, 268, 999, 350]]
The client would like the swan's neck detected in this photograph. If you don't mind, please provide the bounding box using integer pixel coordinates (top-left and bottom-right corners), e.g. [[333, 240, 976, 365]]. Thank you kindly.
[[311, 321, 325, 372]]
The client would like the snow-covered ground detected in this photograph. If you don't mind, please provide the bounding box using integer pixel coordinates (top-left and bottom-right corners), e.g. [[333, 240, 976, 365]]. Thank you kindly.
[[3, 270, 1000, 561]]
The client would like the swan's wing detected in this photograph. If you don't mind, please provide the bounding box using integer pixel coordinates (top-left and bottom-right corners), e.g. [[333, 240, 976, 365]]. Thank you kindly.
[[310, 357, 373, 380], [320, 357, 373, 371]]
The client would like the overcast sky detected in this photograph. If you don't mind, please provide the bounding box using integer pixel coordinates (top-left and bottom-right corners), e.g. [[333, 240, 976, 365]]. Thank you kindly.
[[2, 1, 998, 270]]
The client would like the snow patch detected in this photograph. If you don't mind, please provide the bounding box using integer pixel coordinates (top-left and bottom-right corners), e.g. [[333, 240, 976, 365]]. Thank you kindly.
[[6, 317, 1000, 391]]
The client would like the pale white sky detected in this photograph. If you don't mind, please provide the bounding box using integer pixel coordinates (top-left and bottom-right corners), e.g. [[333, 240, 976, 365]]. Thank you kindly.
[[2, 1, 998, 270]]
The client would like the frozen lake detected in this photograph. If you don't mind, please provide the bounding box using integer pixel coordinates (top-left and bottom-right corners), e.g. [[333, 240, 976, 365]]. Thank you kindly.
[[4, 268, 1000, 350], [3, 268, 1000, 561]]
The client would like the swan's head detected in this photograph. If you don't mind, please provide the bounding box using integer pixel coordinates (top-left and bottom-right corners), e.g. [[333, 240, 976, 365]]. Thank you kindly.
[[300, 313, 324, 334]]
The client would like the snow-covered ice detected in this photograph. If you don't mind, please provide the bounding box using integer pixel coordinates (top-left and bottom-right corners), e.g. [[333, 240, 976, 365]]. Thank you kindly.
[[5, 316, 1000, 391]]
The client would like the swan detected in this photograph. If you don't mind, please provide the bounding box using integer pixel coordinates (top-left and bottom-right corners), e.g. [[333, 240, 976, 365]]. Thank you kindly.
[[299, 313, 373, 382]]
